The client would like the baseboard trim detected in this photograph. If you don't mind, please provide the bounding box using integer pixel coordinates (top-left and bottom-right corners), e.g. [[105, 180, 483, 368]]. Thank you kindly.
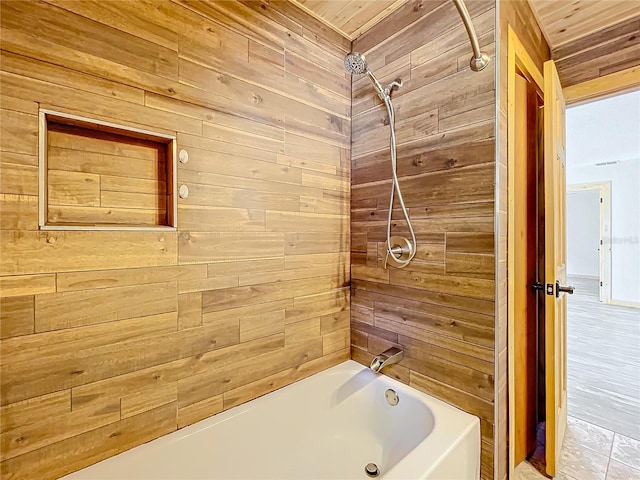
[[609, 299, 640, 309]]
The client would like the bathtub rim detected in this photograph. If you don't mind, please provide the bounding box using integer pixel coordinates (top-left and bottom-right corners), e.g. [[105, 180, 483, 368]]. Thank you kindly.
[[62, 359, 481, 480]]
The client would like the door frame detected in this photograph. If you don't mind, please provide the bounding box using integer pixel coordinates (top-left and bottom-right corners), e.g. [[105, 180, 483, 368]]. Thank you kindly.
[[507, 38, 640, 480], [566, 182, 612, 303], [507, 25, 545, 478], [564, 65, 640, 106]]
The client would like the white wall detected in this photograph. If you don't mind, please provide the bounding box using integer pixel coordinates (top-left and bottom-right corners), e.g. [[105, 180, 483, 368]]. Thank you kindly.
[[567, 91, 640, 166], [567, 90, 640, 305], [566, 189, 600, 278], [566, 161, 640, 304]]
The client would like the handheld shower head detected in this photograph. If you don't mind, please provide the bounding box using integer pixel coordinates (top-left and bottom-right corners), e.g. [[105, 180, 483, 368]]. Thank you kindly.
[[344, 52, 367, 75], [345, 52, 387, 100]]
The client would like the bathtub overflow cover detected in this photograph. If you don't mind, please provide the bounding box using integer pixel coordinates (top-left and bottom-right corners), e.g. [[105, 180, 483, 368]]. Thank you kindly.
[[385, 389, 399, 406], [365, 463, 380, 478]]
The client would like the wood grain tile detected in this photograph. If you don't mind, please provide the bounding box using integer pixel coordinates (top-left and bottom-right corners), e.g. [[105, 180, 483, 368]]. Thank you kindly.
[[0, 391, 70, 435], [0, 195, 37, 231], [177, 292, 202, 330], [0, 403, 177, 480], [34, 282, 177, 331], [0, 2, 351, 476], [285, 317, 321, 345], [1, 395, 120, 460], [239, 310, 285, 343], [56, 265, 207, 292], [0, 162, 38, 196], [0, 296, 34, 338], [350, 4, 497, 480], [0, 274, 56, 298], [0, 230, 177, 275], [177, 338, 323, 408], [222, 348, 348, 410], [121, 382, 177, 419], [177, 394, 223, 429]]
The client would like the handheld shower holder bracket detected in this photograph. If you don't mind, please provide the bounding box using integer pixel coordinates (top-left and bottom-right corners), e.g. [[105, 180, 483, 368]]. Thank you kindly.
[[384, 236, 414, 269], [383, 80, 403, 97]]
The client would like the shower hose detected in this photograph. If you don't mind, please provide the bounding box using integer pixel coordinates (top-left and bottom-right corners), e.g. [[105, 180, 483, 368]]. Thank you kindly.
[[381, 91, 416, 268]]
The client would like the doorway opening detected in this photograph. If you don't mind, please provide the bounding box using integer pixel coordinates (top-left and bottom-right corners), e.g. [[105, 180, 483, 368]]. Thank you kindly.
[[560, 89, 640, 480], [566, 182, 612, 304], [507, 41, 640, 480]]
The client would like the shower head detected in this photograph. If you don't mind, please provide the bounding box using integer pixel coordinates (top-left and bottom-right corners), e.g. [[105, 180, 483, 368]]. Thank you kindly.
[[344, 52, 367, 75], [344, 52, 388, 100]]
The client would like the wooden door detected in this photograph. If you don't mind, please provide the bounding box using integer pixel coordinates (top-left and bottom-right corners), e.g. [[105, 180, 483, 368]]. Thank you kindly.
[[513, 73, 540, 465], [543, 59, 570, 477]]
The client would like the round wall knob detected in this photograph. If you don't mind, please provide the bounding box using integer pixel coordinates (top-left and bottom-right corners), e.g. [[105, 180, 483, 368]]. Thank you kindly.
[[179, 149, 189, 164], [179, 184, 189, 199]]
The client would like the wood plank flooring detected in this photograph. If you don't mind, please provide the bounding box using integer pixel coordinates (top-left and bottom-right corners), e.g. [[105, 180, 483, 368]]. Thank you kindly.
[[566, 276, 640, 441]]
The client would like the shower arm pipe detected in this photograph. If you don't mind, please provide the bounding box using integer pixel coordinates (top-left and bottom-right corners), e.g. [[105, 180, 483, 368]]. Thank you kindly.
[[452, 0, 490, 72]]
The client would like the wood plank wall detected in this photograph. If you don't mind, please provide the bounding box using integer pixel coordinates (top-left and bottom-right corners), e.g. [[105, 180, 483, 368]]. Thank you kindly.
[[349, 1, 497, 479], [0, 1, 351, 478], [552, 15, 640, 87], [497, 2, 550, 479]]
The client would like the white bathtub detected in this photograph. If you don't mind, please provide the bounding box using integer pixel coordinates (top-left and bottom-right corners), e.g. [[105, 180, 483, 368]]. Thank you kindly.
[[64, 360, 480, 480]]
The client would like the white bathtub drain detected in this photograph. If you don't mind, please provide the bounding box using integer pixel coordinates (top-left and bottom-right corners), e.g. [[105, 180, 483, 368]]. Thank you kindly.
[[365, 463, 380, 478]]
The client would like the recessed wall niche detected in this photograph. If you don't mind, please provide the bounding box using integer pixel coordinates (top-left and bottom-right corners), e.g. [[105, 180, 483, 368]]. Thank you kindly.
[[38, 109, 177, 230]]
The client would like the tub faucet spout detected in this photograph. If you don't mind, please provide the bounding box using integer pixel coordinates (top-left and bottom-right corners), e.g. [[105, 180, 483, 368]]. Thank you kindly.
[[370, 347, 403, 373]]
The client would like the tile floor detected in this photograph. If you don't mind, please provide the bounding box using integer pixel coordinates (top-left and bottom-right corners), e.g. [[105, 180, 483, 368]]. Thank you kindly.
[[556, 416, 640, 480], [516, 417, 640, 480], [517, 277, 640, 479]]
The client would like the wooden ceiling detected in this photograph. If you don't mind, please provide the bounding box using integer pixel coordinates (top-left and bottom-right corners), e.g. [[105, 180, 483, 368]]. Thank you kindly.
[[528, 0, 640, 47], [290, 0, 409, 39], [291, 0, 640, 45]]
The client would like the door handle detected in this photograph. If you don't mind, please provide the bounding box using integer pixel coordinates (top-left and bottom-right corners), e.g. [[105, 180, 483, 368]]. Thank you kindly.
[[555, 281, 575, 297]]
